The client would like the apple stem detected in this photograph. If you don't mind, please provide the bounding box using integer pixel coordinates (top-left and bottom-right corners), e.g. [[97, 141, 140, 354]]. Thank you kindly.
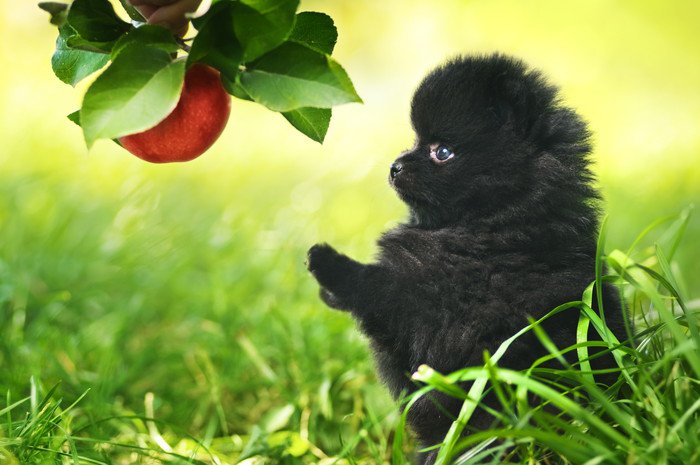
[[175, 37, 192, 53]]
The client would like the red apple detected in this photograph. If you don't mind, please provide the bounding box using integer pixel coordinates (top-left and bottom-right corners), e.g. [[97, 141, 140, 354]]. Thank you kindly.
[[119, 63, 231, 163]]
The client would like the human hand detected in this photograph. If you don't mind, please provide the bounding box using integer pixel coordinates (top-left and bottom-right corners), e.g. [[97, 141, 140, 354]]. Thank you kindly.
[[128, 0, 203, 36]]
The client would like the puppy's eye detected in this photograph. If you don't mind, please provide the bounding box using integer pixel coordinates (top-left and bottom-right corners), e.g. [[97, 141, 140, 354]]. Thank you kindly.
[[429, 144, 454, 164]]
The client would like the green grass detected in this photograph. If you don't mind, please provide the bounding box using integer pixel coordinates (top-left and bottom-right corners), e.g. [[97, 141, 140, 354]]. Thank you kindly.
[[0, 161, 403, 464], [0, 159, 697, 465]]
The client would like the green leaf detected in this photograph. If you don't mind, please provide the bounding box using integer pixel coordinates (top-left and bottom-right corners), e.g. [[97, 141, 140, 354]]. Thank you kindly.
[[112, 25, 180, 59], [67, 110, 123, 146], [118, 0, 146, 22], [80, 46, 185, 148], [282, 107, 331, 143], [232, 0, 299, 62], [67, 0, 132, 42], [239, 42, 362, 112], [38, 2, 69, 26], [67, 110, 81, 126], [188, 2, 243, 80], [64, 29, 114, 53], [289, 12, 337, 54], [222, 77, 253, 101], [52, 24, 110, 86]]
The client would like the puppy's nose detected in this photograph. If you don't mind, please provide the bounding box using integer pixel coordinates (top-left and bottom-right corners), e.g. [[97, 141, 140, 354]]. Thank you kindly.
[[390, 161, 403, 180]]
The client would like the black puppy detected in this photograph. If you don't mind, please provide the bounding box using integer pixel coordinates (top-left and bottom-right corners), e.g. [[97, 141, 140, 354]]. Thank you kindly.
[[307, 54, 625, 463]]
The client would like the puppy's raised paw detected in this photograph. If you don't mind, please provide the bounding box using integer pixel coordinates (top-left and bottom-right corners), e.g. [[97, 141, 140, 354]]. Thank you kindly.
[[307, 243, 348, 289], [307, 242, 338, 271]]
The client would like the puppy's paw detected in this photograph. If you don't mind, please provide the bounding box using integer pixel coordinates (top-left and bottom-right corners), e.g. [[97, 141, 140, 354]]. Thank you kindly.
[[307, 243, 339, 273], [307, 243, 347, 289]]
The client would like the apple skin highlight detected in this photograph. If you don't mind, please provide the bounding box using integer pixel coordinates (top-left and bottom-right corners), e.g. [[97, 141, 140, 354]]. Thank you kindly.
[[119, 64, 231, 163]]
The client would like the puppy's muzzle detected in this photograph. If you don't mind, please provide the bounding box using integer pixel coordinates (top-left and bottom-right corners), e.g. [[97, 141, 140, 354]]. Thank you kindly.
[[390, 161, 403, 180]]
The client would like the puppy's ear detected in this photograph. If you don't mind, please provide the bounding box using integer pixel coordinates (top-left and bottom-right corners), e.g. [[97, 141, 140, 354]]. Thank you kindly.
[[490, 70, 553, 139]]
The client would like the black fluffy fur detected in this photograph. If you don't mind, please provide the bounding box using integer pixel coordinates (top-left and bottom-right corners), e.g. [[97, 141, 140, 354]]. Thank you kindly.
[[307, 54, 625, 464]]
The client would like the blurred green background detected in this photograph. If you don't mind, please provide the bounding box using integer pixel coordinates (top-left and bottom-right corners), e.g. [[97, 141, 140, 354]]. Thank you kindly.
[[1, 0, 699, 462]]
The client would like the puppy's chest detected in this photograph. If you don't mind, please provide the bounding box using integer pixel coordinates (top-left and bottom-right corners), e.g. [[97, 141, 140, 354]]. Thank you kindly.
[[379, 230, 493, 302]]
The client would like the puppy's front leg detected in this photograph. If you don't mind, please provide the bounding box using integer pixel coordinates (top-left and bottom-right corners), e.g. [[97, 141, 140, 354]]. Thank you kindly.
[[307, 243, 371, 312]]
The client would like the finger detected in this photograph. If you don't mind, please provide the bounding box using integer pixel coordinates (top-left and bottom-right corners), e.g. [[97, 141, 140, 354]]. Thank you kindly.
[[171, 22, 189, 38], [134, 4, 158, 19], [147, 0, 201, 35], [147, 14, 189, 37], [129, 0, 181, 6]]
